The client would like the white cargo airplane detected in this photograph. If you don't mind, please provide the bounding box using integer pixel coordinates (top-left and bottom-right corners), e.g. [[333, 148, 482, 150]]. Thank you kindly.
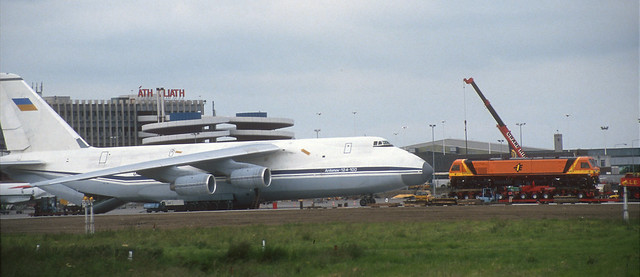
[[0, 73, 431, 213]]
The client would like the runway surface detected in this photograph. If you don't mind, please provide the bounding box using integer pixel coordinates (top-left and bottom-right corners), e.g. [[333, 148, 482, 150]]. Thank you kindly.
[[2, 203, 637, 234]]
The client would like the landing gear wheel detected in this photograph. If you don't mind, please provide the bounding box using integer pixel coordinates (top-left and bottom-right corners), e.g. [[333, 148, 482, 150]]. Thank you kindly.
[[359, 196, 376, 206]]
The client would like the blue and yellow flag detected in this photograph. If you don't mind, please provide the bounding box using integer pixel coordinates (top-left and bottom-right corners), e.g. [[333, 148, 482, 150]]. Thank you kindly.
[[12, 98, 37, 111]]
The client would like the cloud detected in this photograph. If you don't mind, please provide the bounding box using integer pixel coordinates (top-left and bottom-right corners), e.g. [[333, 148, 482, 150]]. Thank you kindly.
[[1, 0, 637, 148]]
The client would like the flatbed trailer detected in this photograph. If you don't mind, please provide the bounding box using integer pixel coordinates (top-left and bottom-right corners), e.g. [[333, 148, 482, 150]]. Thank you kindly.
[[497, 197, 620, 204], [420, 196, 619, 206]]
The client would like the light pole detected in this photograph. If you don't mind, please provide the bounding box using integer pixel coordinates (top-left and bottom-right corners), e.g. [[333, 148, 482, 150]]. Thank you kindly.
[[633, 139, 640, 172], [394, 126, 407, 146], [441, 120, 446, 155], [314, 129, 321, 138], [352, 111, 357, 136], [564, 114, 571, 149], [516, 122, 526, 147], [316, 112, 322, 137], [429, 124, 436, 196], [601, 126, 609, 155]]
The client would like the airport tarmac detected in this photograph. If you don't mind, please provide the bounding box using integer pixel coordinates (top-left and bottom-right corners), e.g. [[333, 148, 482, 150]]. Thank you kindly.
[[1, 201, 637, 234], [0, 197, 392, 219]]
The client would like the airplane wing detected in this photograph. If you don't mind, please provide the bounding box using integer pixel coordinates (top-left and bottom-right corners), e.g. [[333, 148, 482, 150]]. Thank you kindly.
[[0, 160, 46, 169], [29, 143, 280, 188]]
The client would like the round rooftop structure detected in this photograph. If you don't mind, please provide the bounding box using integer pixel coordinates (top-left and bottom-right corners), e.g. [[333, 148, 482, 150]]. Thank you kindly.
[[141, 114, 294, 145]]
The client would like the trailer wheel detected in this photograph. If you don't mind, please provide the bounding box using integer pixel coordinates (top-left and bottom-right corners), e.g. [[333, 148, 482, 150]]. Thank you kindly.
[[531, 194, 539, 200], [519, 194, 527, 200], [542, 193, 550, 199]]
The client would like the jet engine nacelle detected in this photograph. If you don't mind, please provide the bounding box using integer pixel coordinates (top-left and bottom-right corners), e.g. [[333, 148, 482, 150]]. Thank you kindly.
[[230, 167, 272, 189], [170, 174, 216, 196]]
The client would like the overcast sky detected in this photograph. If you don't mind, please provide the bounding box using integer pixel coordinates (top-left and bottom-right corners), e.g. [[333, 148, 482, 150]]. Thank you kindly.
[[1, 1, 638, 149]]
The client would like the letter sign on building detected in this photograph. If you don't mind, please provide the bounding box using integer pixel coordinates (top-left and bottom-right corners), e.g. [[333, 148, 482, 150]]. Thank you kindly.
[[137, 87, 186, 98]]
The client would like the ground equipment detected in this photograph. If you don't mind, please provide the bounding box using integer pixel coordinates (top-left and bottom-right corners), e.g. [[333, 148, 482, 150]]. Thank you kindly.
[[448, 78, 602, 202]]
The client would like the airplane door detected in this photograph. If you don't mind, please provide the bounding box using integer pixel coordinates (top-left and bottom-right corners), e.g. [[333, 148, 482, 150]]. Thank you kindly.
[[344, 143, 352, 154], [99, 151, 109, 165]]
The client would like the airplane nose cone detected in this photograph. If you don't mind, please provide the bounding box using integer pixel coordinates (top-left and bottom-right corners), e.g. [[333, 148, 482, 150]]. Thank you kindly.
[[402, 162, 434, 186], [422, 162, 434, 183]]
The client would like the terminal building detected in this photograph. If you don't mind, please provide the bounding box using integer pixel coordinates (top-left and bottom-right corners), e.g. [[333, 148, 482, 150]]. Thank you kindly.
[[42, 94, 206, 147], [0, 87, 295, 149]]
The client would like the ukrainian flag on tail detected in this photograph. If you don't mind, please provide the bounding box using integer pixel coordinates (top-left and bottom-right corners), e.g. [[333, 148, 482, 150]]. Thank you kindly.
[[12, 98, 37, 111]]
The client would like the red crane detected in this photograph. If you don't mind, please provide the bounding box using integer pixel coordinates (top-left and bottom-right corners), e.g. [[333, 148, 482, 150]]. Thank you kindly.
[[464, 77, 526, 158]]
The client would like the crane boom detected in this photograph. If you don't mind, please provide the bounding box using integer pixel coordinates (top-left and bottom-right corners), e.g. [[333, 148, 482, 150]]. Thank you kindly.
[[464, 77, 526, 158]]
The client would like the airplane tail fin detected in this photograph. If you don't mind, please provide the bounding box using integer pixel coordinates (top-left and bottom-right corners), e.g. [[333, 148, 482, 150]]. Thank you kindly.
[[0, 73, 89, 152]]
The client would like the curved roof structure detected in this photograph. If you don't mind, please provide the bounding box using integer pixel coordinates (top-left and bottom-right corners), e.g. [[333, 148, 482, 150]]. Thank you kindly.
[[141, 115, 294, 145]]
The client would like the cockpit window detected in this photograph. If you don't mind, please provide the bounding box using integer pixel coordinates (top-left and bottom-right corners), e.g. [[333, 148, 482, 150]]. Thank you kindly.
[[373, 140, 393, 147]]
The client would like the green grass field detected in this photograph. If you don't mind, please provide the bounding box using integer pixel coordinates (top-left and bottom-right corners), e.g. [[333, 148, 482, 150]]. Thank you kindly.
[[2, 218, 638, 276]]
